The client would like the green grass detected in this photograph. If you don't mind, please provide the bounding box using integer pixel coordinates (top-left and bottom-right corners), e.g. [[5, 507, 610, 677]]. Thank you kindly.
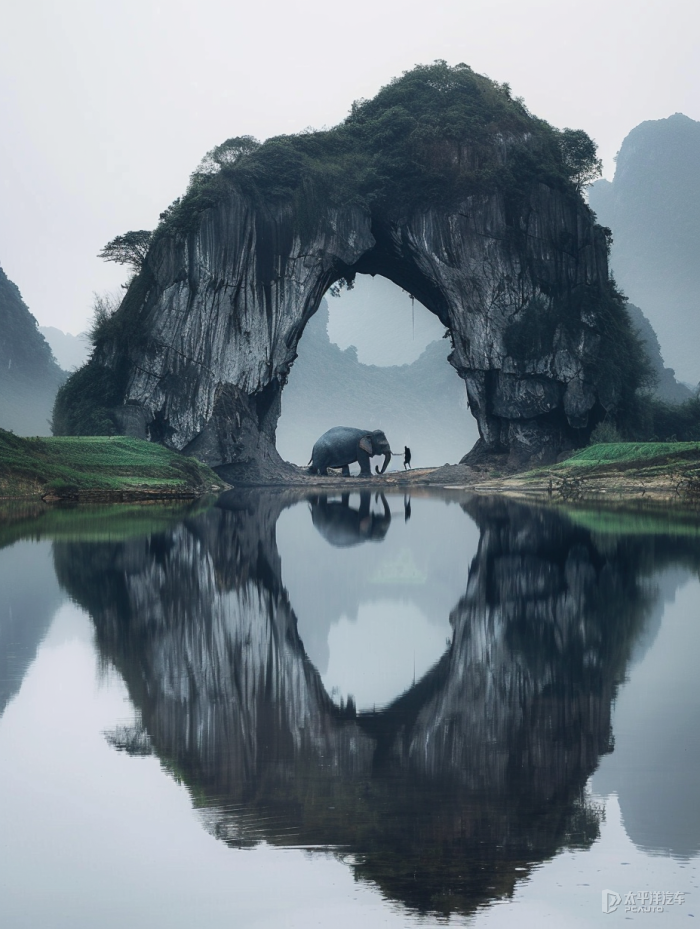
[[557, 442, 700, 468], [0, 429, 224, 499]]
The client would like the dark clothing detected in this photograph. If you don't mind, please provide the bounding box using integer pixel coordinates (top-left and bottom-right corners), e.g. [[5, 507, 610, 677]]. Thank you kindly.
[[403, 446, 412, 469]]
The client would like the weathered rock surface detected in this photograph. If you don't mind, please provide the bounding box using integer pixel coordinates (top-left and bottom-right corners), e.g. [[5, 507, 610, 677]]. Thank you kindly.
[[70, 181, 618, 479], [58, 66, 638, 478]]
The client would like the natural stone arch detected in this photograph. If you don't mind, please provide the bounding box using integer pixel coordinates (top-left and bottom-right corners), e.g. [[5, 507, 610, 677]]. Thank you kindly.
[[275, 282, 475, 470], [55, 62, 644, 481]]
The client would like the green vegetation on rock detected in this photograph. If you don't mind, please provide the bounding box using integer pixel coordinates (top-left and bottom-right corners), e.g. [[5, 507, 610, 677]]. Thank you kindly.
[[158, 60, 596, 234], [0, 429, 224, 499]]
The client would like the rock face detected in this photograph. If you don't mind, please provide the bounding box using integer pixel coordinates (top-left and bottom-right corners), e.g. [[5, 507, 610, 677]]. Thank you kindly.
[[63, 187, 618, 478], [57, 66, 637, 478]]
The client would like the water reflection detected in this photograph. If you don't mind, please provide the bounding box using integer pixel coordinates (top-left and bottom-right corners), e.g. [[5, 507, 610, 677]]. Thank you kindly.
[[310, 492, 392, 546], [43, 493, 700, 918], [0, 541, 63, 718]]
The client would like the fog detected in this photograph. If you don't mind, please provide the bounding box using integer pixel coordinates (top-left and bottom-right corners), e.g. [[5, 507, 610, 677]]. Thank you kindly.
[[327, 276, 446, 366], [276, 281, 479, 469], [0, 0, 698, 336]]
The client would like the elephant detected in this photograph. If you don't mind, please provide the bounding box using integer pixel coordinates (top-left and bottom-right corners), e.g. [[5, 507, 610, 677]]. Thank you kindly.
[[308, 426, 393, 477], [310, 493, 392, 546]]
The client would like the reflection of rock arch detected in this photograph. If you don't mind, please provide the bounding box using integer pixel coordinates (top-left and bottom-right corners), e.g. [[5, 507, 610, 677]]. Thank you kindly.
[[56, 65, 640, 479], [51, 492, 680, 918]]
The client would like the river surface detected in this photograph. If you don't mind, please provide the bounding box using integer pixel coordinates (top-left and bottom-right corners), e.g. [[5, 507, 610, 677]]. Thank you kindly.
[[0, 490, 699, 927]]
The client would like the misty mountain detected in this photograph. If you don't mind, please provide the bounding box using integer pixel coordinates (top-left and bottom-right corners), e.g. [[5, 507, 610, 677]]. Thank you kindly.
[[326, 275, 446, 367], [0, 264, 65, 436], [39, 326, 90, 371], [590, 113, 700, 385], [626, 303, 693, 404], [276, 300, 478, 469]]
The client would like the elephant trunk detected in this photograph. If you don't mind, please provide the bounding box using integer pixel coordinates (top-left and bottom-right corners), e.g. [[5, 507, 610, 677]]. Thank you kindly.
[[378, 452, 391, 474]]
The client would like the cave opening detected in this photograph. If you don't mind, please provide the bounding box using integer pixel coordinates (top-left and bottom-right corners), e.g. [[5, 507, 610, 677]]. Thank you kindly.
[[275, 274, 479, 471]]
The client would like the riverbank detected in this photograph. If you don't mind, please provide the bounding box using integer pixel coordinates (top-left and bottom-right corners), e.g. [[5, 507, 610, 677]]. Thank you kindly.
[[0, 430, 226, 502], [3, 432, 700, 513], [269, 442, 700, 515], [458, 441, 700, 511]]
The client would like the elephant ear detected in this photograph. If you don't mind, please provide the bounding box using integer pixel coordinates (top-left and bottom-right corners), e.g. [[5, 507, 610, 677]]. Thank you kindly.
[[358, 435, 373, 454]]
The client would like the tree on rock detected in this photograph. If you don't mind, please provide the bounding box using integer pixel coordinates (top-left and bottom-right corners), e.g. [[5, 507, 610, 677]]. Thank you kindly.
[[558, 128, 603, 191], [196, 136, 261, 175], [98, 230, 153, 272]]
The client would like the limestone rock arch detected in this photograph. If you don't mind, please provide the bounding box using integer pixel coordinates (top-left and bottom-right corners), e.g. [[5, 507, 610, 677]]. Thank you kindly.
[[55, 63, 641, 480]]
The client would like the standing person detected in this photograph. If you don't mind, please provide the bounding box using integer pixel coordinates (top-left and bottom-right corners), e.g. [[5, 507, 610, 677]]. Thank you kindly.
[[403, 446, 412, 470]]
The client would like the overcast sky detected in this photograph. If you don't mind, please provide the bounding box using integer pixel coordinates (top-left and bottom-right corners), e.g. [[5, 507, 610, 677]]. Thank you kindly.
[[1, 0, 698, 334]]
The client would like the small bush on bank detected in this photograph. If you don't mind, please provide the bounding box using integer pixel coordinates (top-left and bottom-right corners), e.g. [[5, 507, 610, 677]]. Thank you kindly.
[[589, 421, 623, 444]]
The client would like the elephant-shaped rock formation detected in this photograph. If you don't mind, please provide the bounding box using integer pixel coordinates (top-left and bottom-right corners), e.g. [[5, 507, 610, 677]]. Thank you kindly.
[[55, 64, 644, 479]]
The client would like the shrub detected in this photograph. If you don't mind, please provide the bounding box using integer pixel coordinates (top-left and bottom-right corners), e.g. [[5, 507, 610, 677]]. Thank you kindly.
[[589, 421, 623, 444], [645, 395, 700, 441], [52, 360, 126, 436]]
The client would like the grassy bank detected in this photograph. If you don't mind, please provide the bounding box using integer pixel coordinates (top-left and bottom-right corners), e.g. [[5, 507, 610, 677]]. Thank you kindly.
[[555, 441, 700, 469], [0, 430, 226, 501], [466, 441, 700, 511]]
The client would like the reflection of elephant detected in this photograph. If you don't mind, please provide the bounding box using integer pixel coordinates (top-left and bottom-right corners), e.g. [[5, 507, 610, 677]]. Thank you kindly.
[[310, 493, 391, 546], [309, 426, 392, 476]]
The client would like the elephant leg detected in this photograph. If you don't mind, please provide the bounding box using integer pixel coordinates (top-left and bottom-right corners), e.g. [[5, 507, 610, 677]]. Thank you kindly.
[[342, 465, 350, 476], [357, 449, 371, 476]]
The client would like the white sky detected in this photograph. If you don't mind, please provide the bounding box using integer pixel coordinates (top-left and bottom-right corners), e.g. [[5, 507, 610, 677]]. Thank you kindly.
[[0, 0, 698, 334]]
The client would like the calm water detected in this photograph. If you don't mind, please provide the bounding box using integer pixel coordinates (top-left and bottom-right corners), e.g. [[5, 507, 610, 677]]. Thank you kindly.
[[1, 491, 699, 927]]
